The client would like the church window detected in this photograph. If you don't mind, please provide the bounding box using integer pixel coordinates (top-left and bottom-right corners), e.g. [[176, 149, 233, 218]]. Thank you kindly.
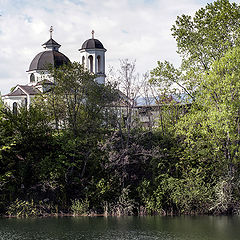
[[97, 55, 101, 73], [30, 73, 35, 83], [88, 55, 93, 72], [13, 102, 17, 115], [82, 56, 85, 66]]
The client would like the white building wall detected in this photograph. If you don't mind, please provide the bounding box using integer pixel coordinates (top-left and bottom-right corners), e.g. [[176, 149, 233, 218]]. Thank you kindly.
[[2, 96, 27, 110], [79, 48, 106, 84], [2, 91, 36, 110], [28, 70, 54, 86]]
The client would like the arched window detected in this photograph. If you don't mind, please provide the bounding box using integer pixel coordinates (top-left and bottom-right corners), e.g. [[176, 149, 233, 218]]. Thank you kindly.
[[88, 55, 93, 73], [82, 56, 85, 66], [97, 55, 101, 73], [30, 73, 35, 83], [13, 102, 17, 115]]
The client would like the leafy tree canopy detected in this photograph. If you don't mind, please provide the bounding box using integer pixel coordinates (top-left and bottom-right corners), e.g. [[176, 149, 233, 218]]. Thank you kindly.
[[150, 0, 240, 101], [35, 62, 117, 136], [172, 0, 240, 71]]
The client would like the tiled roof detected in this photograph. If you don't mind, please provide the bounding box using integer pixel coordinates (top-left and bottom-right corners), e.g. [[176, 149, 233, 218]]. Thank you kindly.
[[18, 85, 39, 95], [4, 85, 39, 97], [4, 88, 27, 96]]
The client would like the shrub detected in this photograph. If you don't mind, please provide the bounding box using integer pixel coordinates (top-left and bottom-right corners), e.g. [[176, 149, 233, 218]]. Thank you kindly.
[[71, 199, 89, 215]]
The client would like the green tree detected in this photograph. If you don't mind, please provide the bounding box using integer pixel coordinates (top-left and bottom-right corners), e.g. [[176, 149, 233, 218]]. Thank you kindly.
[[0, 104, 54, 211], [44, 62, 117, 136], [148, 0, 240, 215], [172, 0, 240, 71], [151, 0, 240, 101], [34, 62, 119, 209], [176, 46, 240, 214]]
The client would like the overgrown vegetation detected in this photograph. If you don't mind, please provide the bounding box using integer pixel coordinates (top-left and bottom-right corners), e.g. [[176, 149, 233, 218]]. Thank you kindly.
[[1, 0, 240, 217]]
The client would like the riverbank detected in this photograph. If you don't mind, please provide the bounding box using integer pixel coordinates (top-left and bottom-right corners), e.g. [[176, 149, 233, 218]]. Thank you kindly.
[[2, 206, 239, 218]]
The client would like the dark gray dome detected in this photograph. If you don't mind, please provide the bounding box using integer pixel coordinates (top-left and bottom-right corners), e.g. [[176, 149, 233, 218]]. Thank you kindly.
[[28, 50, 70, 71], [80, 38, 105, 50]]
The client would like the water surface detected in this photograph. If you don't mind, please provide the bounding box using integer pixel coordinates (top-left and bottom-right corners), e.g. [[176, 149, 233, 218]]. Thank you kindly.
[[0, 216, 240, 240]]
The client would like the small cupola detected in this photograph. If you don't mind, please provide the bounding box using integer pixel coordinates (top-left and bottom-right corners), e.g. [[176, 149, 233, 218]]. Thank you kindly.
[[79, 30, 105, 51], [42, 26, 61, 51]]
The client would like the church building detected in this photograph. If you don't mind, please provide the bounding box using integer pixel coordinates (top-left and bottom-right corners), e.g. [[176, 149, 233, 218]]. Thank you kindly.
[[2, 27, 106, 110]]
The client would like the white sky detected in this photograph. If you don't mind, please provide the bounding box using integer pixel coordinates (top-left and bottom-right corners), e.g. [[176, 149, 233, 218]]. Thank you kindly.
[[0, 0, 239, 94]]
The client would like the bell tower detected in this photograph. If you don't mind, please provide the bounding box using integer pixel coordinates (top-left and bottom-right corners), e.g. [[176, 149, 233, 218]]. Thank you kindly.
[[79, 30, 106, 84]]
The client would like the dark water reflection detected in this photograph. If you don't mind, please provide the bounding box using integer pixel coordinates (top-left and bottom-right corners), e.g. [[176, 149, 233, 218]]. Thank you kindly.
[[0, 216, 240, 240]]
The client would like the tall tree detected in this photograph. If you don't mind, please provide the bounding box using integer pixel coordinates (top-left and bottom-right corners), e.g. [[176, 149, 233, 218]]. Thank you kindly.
[[172, 0, 240, 71], [151, 0, 240, 101], [176, 46, 240, 214], [148, 0, 240, 214], [38, 62, 117, 136]]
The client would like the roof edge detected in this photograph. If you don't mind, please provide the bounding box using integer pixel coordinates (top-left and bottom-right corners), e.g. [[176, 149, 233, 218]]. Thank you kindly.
[[78, 48, 107, 51]]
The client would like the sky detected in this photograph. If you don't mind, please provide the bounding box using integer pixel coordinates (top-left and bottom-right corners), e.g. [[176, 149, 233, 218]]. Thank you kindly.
[[0, 0, 239, 94]]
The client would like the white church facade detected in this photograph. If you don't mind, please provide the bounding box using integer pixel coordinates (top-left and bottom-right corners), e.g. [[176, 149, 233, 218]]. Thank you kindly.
[[2, 28, 106, 110]]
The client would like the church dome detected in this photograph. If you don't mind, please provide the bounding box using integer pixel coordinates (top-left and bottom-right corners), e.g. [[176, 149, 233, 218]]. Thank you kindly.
[[80, 38, 105, 50], [28, 50, 70, 71]]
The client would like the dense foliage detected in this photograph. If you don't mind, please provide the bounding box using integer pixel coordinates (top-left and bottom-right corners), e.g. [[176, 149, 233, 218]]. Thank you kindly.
[[149, 0, 240, 215], [1, 0, 240, 217]]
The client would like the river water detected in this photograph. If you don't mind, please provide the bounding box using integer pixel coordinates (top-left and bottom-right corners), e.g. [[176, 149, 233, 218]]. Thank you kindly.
[[0, 216, 240, 240]]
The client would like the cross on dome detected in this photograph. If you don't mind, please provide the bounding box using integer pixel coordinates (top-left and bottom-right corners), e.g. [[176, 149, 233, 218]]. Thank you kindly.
[[42, 26, 61, 51], [92, 30, 95, 39], [50, 26, 53, 38]]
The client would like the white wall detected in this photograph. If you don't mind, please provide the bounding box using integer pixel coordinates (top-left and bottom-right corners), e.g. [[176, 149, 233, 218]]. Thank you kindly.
[[79, 48, 106, 84]]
